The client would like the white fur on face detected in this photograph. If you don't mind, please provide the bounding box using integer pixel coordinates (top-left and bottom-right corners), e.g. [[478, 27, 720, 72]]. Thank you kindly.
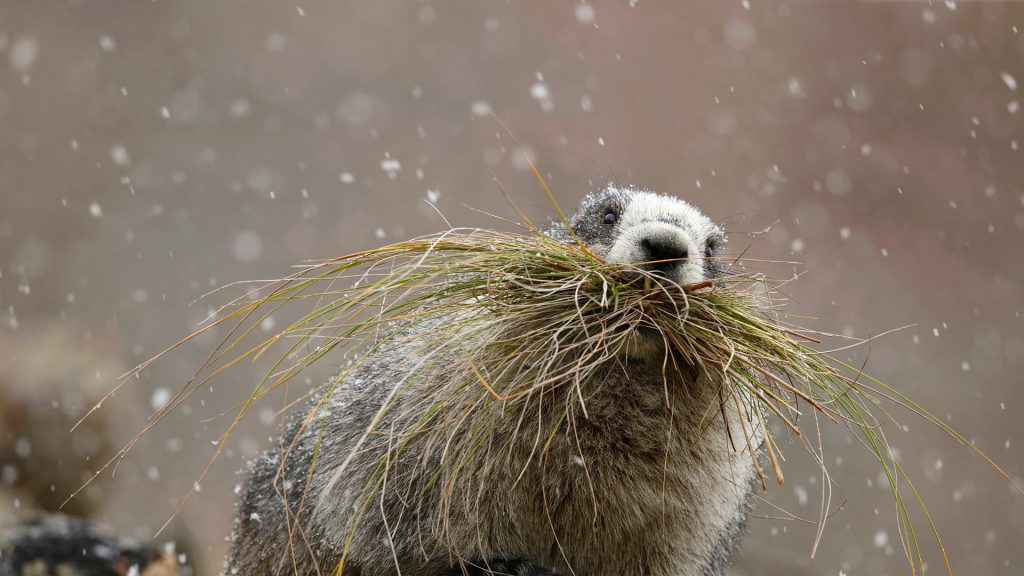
[[604, 190, 720, 286]]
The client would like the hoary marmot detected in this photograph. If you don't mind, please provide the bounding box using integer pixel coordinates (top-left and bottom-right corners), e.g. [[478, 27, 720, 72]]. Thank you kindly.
[[226, 186, 759, 576]]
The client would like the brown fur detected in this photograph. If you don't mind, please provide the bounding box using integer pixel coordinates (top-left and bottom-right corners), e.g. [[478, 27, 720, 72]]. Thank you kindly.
[[228, 349, 756, 576]]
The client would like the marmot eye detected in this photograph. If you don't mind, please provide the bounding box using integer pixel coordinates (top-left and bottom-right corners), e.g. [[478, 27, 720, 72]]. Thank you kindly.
[[603, 210, 617, 225]]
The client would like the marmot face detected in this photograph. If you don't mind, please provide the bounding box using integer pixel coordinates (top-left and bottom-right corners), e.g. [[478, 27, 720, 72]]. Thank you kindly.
[[568, 186, 726, 286], [564, 186, 727, 358]]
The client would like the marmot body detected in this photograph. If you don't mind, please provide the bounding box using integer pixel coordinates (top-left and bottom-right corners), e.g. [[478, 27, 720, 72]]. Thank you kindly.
[[227, 187, 759, 576]]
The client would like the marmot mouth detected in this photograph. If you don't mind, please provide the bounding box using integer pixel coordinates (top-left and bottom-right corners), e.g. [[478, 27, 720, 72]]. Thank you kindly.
[[618, 267, 693, 297]]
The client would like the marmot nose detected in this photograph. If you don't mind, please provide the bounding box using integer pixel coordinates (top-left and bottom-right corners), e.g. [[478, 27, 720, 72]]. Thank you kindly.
[[639, 234, 689, 273]]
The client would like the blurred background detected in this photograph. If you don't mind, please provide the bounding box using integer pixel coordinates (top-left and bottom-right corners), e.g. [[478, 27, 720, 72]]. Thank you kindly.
[[1, 1, 1022, 574]]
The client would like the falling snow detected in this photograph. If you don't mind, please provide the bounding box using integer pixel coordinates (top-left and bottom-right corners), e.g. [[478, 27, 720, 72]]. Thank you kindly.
[[470, 101, 493, 118], [575, 3, 596, 24], [150, 388, 171, 411], [98, 35, 117, 52], [1000, 71, 1018, 91], [110, 144, 131, 167], [232, 231, 263, 262], [8, 36, 39, 72], [530, 81, 554, 113], [380, 157, 402, 179]]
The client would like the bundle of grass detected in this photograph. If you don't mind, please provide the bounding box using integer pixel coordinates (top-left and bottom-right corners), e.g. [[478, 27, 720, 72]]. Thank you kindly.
[[100, 191, 1018, 576]]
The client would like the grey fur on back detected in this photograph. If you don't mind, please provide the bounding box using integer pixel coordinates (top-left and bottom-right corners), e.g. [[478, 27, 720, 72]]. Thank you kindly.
[[226, 186, 759, 576]]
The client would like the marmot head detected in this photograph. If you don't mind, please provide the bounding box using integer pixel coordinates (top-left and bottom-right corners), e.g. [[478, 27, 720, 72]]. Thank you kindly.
[[549, 186, 727, 359], [566, 185, 726, 286]]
